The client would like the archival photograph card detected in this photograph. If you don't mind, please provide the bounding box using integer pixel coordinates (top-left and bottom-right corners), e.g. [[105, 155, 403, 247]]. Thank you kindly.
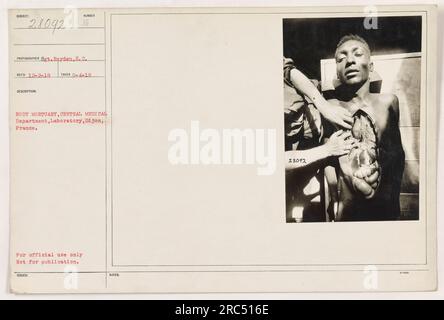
[[9, 5, 438, 293]]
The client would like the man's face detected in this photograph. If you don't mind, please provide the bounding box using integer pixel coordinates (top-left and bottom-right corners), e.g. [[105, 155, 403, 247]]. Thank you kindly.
[[335, 39, 373, 86]]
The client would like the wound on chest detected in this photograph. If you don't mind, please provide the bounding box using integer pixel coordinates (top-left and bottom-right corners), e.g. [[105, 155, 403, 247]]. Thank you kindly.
[[348, 109, 379, 176]]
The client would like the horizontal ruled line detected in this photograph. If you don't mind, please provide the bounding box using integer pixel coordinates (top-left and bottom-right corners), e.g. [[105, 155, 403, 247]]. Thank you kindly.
[[113, 262, 427, 267], [14, 269, 430, 274], [14, 59, 105, 62], [15, 76, 105, 79], [13, 43, 105, 46], [109, 10, 427, 16], [14, 26, 105, 30]]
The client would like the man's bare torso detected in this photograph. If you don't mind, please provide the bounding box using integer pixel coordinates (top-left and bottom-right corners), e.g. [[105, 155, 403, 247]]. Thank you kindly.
[[328, 93, 405, 221]]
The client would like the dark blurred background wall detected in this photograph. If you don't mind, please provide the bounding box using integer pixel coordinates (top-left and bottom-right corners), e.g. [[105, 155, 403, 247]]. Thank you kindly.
[[283, 16, 422, 80]]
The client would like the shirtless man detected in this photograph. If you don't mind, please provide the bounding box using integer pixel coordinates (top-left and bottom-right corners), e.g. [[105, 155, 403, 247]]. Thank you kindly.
[[325, 35, 405, 221]]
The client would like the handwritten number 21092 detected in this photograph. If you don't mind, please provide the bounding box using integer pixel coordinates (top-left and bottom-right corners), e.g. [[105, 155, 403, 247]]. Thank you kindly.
[[28, 18, 65, 33]]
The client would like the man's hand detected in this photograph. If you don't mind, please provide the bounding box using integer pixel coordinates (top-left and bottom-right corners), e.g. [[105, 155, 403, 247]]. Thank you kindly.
[[325, 130, 356, 157], [317, 102, 353, 130]]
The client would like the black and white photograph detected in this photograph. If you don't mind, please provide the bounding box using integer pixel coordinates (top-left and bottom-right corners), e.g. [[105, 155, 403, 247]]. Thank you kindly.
[[284, 16, 422, 223], [4, 5, 439, 295]]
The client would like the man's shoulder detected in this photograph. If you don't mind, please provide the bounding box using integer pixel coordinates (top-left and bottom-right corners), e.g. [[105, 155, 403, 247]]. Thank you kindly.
[[369, 93, 400, 121], [370, 93, 399, 106]]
